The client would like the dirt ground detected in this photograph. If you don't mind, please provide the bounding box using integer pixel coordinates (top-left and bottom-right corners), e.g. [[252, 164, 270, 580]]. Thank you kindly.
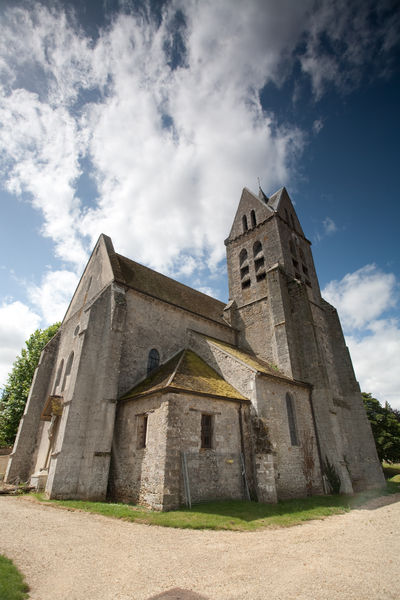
[[0, 494, 399, 600]]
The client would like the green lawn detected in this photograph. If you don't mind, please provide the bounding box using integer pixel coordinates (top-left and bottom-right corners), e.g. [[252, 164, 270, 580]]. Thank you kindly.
[[0, 555, 29, 600], [33, 477, 400, 532]]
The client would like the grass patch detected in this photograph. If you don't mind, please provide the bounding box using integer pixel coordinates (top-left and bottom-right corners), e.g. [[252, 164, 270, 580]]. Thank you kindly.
[[31, 479, 400, 532], [0, 555, 29, 600], [382, 462, 400, 479]]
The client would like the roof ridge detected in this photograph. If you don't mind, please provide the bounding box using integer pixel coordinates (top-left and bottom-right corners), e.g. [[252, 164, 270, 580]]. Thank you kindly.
[[115, 253, 225, 305], [167, 349, 186, 386]]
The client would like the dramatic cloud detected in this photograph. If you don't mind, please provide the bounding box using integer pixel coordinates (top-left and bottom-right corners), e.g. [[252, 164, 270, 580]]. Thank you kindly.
[[322, 265, 400, 408], [1, 1, 397, 279], [299, 0, 400, 97]]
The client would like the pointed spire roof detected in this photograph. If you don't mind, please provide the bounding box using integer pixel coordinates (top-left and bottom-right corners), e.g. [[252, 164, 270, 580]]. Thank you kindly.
[[258, 180, 269, 205], [268, 187, 286, 211], [120, 349, 248, 402]]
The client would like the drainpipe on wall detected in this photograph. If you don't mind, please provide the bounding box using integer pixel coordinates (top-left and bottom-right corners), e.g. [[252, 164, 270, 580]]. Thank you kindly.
[[238, 403, 251, 501]]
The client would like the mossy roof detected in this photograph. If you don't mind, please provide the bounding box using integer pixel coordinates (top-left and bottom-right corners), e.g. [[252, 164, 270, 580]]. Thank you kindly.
[[114, 254, 228, 326], [120, 349, 248, 402], [204, 335, 293, 380]]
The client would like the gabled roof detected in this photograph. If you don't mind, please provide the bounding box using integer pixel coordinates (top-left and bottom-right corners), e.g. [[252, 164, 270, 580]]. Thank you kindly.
[[204, 335, 289, 379], [120, 349, 248, 402], [113, 254, 228, 326], [194, 333, 309, 387]]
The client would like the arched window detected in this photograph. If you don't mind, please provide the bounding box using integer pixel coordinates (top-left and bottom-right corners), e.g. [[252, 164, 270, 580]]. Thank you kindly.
[[239, 249, 250, 289], [290, 213, 296, 230], [289, 239, 296, 256], [53, 359, 64, 394], [242, 215, 248, 232], [253, 241, 262, 258], [61, 352, 74, 393], [147, 349, 160, 374], [250, 210, 256, 228], [286, 392, 299, 446], [285, 208, 289, 223]]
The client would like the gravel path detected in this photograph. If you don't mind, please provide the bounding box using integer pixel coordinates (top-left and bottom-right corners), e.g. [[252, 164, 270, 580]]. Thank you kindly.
[[0, 494, 399, 600]]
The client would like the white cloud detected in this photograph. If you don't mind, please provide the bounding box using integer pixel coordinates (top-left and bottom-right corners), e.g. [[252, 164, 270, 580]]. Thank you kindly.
[[312, 118, 324, 134], [346, 320, 400, 409], [0, 301, 41, 388], [299, 0, 400, 98], [322, 265, 400, 408], [0, 87, 89, 269], [323, 217, 337, 235], [27, 269, 79, 326], [322, 264, 396, 330]]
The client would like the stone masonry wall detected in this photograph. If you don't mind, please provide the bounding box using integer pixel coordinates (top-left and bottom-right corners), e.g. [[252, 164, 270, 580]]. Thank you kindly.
[[45, 283, 126, 501], [110, 395, 168, 510], [5, 332, 60, 483], [255, 376, 323, 499], [110, 392, 248, 510], [164, 394, 247, 509], [187, 331, 323, 502], [118, 289, 235, 397]]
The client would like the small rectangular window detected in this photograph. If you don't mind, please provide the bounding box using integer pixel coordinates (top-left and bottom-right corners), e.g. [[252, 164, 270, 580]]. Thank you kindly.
[[137, 414, 148, 449], [201, 414, 213, 449], [240, 265, 249, 278], [241, 279, 251, 289], [256, 272, 266, 282]]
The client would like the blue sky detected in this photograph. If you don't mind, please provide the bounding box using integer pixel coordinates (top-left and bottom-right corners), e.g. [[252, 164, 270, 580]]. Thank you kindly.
[[0, 0, 399, 407]]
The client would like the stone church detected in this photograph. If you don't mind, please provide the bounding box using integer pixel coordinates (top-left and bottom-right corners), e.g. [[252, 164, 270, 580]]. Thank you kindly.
[[6, 187, 384, 509]]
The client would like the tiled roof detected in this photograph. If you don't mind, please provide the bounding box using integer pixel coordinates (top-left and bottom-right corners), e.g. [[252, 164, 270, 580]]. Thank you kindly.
[[114, 254, 228, 326], [120, 349, 248, 402]]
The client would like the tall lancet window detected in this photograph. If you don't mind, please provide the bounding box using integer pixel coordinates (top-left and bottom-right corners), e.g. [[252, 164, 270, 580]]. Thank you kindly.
[[242, 215, 248, 232], [239, 248, 250, 289], [250, 210, 256, 228], [286, 392, 299, 446], [147, 349, 160, 375]]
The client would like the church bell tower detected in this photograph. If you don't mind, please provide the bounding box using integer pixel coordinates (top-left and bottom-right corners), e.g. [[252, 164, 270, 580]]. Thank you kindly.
[[225, 186, 384, 493]]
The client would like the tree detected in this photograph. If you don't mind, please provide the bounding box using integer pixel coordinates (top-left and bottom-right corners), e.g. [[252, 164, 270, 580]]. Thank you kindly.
[[0, 323, 60, 447], [362, 392, 400, 464]]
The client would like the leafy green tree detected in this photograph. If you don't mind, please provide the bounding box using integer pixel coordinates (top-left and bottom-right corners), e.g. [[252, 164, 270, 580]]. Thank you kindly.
[[362, 392, 400, 463], [0, 323, 60, 447]]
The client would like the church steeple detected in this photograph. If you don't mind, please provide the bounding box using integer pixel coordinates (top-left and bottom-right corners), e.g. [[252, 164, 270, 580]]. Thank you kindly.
[[225, 186, 323, 375]]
